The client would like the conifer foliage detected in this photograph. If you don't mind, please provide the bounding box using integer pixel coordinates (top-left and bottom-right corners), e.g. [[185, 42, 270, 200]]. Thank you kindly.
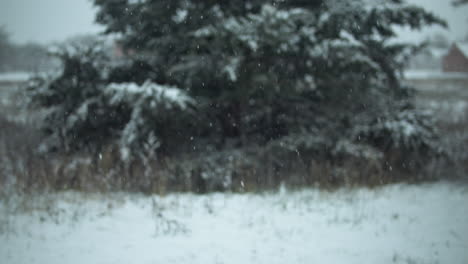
[[28, 0, 446, 185]]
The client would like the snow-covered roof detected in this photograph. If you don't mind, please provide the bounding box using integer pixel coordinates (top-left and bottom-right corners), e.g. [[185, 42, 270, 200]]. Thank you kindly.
[[455, 42, 468, 58]]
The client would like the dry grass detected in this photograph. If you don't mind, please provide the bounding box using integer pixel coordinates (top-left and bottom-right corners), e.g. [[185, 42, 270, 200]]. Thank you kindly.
[[0, 79, 466, 198]]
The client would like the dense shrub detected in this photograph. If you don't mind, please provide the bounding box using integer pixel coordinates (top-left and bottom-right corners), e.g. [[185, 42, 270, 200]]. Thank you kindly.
[[23, 0, 450, 191]]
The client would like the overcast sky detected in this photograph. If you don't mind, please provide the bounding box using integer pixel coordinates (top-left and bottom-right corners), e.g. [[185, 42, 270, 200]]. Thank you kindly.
[[0, 0, 467, 44], [0, 0, 102, 44]]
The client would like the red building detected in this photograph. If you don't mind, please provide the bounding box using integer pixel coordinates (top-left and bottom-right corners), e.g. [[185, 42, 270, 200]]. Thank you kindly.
[[442, 42, 468, 73]]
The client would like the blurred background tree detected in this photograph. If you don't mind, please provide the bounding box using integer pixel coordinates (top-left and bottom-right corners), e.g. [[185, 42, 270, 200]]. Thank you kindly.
[[453, 0, 468, 6], [0, 25, 57, 73], [0, 26, 14, 72]]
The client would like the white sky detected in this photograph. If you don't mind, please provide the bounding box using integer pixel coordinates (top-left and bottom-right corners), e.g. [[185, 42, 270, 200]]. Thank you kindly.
[[0, 0, 467, 44], [0, 0, 102, 44]]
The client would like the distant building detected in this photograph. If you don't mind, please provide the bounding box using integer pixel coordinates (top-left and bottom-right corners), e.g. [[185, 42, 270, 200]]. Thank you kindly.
[[442, 43, 468, 73], [112, 41, 126, 59], [112, 41, 136, 60]]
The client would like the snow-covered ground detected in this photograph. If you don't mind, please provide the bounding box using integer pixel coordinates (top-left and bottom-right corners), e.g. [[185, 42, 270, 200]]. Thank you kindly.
[[1, 183, 467, 264], [422, 100, 468, 123]]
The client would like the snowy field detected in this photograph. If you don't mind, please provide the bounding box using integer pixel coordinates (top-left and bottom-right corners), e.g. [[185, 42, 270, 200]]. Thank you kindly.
[[1, 183, 467, 264], [404, 70, 468, 81], [402, 70, 468, 123]]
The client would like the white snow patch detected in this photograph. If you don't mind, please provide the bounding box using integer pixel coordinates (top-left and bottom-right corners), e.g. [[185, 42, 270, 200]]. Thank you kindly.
[[106, 81, 193, 109], [404, 70, 468, 80], [0, 72, 32, 82], [1, 183, 467, 264], [456, 42, 468, 58], [172, 9, 188, 24]]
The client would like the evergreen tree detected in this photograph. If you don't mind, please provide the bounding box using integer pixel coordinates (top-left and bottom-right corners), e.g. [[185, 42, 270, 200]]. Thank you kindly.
[[28, 0, 447, 170], [21, 0, 452, 191], [0, 27, 13, 72], [453, 0, 468, 6], [93, 0, 445, 149]]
